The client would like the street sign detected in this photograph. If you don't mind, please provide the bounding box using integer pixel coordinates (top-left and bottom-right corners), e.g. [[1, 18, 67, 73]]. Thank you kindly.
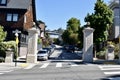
[[12, 29, 21, 34], [12, 29, 21, 67]]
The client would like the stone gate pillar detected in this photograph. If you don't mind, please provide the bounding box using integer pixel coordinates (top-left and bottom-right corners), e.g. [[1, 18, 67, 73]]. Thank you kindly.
[[5, 48, 13, 63], [26, 27, 38, 63], [83, 26, 94, 63]]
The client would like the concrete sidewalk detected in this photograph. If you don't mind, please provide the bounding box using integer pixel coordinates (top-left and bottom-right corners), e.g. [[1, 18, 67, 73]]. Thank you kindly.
[[74, 50, 120, 65], [0, 62, 38, 69], [93, 58, 120, 64]]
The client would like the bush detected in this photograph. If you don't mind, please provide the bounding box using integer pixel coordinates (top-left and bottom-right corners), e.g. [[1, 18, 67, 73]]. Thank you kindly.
[[38, 38, 42, 44], [0, 57, 4, 62], [0, 42, 6, 58], [107, 41, 119, 59], [96, 50, 106, 59], [96, 41, 119, 59], [113, 43, 119, 59], [53, 38, 60, 45], [0, 41, 17, 59], [0, 25, 7, 42]]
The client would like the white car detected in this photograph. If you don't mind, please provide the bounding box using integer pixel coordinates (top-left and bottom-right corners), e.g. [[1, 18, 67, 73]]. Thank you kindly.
[[37, 50, 48, 60]]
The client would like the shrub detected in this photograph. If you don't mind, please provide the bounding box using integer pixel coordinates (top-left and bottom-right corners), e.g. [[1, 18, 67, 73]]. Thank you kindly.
[[96, 41, 119, 59], [38, 38, 42, 44], [0, 41, 17, 59], [0, 57, 4, 62], [0, 25, 7, 42], [96, 49, 106, 59], [0, 42, 6, 58], [107, 41, 119, 59]]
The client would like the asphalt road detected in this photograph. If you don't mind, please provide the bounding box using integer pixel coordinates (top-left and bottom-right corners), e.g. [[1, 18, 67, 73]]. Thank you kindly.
[[0, 47, 120, 80], [0, 63, 105, 80]]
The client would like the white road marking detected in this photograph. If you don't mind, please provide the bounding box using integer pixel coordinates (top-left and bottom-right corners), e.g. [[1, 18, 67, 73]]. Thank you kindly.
[[71, 64, 79, 67], [0, 70, 13, 72], [0, 73, 4, 75], [0, 70, 13, 75], [108, 77, 120, 80], [104, 71, 120, 75], [24, 64, 36, 69], [99, 65, 120, 69], [99, 65, 120, 75], [99, 65, 120, 68], [101, 68, 120, 70], [56, 63, 62, 67], [40, 63, 49, 68]]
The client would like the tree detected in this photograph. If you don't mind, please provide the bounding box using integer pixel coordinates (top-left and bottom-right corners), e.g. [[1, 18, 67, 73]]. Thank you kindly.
[[67, 17, 80, 33], [84, 0, 113, 47], [62, 30, 70, 44], [62, 17, 81, 46], [0, 25, 7, 58], [0, 25, 7, 42]]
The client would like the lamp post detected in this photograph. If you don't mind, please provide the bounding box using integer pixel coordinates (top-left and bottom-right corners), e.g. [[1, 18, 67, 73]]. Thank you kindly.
[[12, 29, 21, 66], [15, 33, 18, 66]]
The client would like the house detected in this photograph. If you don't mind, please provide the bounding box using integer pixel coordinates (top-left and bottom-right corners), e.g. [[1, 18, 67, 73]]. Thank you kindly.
[[0, 0, 37, 56], [109, 0, 119, 40], [0, 0, 36, 41]]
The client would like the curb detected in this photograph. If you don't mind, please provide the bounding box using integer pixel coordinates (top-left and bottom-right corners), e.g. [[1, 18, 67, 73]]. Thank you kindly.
[[18, 63, 29, 68], [94, 59, 119, 64], [18, 62, 39, 68]]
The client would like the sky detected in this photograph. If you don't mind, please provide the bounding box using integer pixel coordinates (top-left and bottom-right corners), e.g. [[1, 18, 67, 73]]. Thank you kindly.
[[36, 0, 110, 30]]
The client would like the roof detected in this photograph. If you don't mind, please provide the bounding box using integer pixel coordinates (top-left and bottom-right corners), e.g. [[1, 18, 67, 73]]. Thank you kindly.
[[0, 0, 31, 9]]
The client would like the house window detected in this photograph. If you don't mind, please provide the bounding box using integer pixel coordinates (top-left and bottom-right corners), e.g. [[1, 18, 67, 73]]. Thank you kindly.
[[7, 14, 12, 21], [13, 14, 18, 21], [6, 13, 18, 22], [0, 0, 7, 5]]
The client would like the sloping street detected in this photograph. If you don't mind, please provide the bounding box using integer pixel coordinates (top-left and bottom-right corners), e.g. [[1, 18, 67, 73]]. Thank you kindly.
[[0, 47, 120, 80]]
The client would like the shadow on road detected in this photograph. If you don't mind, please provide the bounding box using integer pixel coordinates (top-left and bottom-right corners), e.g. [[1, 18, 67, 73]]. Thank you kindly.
[[100, 75, 120, 80], [49, 47, 83, 64], [48, 47, 119, 65]]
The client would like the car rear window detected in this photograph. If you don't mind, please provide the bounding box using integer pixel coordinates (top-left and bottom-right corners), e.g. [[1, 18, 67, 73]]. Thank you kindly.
[[38, 51, 47, 54]]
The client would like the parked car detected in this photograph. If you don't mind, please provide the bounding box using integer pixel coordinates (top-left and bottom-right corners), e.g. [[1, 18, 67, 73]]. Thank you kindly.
[[37, 50, 48, 60], [42, 48, 51, 57], [64, 45, 75, 53]]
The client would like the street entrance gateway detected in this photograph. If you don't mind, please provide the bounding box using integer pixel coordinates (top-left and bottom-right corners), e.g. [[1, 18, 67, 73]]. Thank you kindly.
[[83, 26, 94, 63]]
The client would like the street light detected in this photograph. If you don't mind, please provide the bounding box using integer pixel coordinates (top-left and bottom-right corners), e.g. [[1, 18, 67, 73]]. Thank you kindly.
[[15, 33, 19, 66], [12, 29, 21, 66]]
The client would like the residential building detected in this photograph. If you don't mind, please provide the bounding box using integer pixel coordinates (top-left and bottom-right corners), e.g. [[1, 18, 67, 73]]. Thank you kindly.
[[109, 0, 119, 40], [0, 0, 36, 41], [0, 0, 36, 56]]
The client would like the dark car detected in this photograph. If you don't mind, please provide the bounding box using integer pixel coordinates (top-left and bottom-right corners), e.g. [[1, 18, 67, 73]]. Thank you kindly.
[[64, 45, 75, 53]]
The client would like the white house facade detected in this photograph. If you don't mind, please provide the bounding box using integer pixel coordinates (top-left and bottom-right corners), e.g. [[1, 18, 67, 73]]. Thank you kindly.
[[109, 0, 119, 40]]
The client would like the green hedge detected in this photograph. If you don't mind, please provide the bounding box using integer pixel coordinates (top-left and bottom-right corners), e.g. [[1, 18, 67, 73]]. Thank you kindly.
[[0, 41, 16, 59]]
